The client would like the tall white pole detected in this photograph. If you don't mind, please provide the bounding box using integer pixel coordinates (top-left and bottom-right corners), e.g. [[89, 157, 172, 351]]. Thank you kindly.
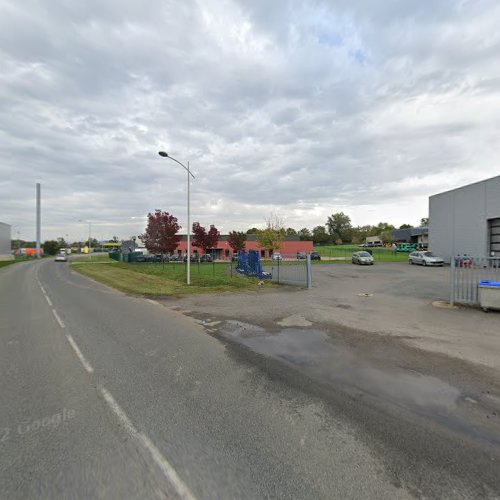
[[88, 222, 92, 259], [36, 183, 41, 258], [187, 161, 191, 286]]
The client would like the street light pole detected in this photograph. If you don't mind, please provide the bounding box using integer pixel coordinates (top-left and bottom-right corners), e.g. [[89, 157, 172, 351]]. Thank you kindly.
[[158, 152, 195, 285]]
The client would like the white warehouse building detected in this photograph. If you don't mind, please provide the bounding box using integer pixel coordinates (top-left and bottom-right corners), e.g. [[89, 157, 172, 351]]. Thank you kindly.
[[429, 175, 500, 263]]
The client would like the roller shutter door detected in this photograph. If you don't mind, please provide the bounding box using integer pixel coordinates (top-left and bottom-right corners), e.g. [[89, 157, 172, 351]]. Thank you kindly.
[[490, 218, 500, 255]]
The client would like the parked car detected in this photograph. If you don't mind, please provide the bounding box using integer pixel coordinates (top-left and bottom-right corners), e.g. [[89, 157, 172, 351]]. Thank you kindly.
[[152, 254, 168, 263], [409, 251, 444, 266], [183, 254, 199, 262], [310, 251, 321, 261], [271, 252, 282, 261], [169, 254, 181, 262], [200, 254, 213, 263], [352, 251, 374, 265], [297, 252, 307, 260], [55, 252, 67, 262], [232, 254, 239, 262]]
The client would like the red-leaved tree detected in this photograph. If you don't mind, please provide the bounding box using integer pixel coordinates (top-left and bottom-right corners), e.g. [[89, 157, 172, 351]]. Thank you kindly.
[[227, 231, 246, 253], [140, 210, 181, 254], [192, 222, 220, 253]]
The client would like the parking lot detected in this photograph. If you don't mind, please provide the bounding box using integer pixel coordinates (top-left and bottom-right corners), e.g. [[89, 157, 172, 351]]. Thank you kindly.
[[166, 262, 500, 373]]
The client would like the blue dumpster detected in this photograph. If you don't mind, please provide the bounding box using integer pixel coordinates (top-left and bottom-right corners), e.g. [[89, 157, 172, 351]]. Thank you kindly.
[[478, 280, 500, 311]]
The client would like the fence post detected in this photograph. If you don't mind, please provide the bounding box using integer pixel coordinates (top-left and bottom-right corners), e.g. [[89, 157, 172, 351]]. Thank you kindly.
[[277, 257, 280, 284], [449, 256, 455, 306], [306, 254, 312, 289]]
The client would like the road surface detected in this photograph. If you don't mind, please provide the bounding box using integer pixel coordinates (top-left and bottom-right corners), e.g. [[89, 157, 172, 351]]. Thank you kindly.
[[1, 259, 500, 499]]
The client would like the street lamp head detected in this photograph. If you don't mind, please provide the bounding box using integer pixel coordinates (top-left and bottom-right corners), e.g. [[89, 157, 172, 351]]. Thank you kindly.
[[158, 151, 169, 157]]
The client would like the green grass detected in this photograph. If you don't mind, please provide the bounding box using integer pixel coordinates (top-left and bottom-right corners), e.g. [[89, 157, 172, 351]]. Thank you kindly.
[[313, 244, 409, 263], [0, 255, 30, 269], [70, 260, 272, 296], [69, 253, 111, 262]]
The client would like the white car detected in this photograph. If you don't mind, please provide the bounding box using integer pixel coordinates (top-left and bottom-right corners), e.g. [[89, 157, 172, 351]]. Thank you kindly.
[[55, 252, 67, 262], [352, 251, 374, 265], [408, 251, 444, 266], [271, 253, 282, 261]]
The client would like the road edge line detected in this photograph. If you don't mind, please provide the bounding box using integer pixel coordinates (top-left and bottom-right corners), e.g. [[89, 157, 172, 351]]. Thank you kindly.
[[100, 387, 197, 500]]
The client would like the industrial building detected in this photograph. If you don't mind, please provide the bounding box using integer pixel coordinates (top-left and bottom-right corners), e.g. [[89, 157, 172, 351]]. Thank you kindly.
[[429, 175, 500, 262], [176, 234, 313, 259], [0, 222, 12, 261], [392, 227, 428, 248]]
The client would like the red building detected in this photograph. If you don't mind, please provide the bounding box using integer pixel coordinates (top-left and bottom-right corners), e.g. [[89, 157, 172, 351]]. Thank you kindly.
[[175, 234, 313, 259]]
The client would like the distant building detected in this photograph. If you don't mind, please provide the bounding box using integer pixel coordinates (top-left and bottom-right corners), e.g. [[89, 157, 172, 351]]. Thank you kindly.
[[429, 175, 500, 262], [0, 222, 13, 261], [392, 227, 428, 249], [175, 234, 313, 259], [365, 235, 382, 245]]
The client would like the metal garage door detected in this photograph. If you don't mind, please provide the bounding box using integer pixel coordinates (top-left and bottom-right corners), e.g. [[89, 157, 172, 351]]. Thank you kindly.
[[489, 218, 500, 255]]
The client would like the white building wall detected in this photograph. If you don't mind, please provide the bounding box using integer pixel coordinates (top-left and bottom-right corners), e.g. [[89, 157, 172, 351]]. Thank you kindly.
[[429, 175, 500, 262], [0, 222, 12, 260]]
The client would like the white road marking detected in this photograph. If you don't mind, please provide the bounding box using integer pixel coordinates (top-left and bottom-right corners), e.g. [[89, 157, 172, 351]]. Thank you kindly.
[[52, 308, 65, 328], [100, 387, 197, 500], [145, 298, 160, 306], [44, 294, 53, 306], [66, 334, 94, 373]]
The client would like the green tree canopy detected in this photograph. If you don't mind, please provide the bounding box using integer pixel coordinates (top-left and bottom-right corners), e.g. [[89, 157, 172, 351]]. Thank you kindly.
[[326, 212, 352, 243], [42, 240, 60, 255], [312, 225, 330, 245], [298, 228, 312, 241]]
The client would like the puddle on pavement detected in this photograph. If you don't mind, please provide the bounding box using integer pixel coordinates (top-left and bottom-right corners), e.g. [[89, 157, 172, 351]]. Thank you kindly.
[[222, 321, 461, 416], [220, 320, 500, 448]]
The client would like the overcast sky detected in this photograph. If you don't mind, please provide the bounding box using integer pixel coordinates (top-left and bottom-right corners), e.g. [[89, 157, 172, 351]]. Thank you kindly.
[[1, 0, 499, 241]]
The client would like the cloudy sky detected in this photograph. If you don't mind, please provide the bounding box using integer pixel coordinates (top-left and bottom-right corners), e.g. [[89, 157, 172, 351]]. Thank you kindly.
[[1, 0, 499, 241]]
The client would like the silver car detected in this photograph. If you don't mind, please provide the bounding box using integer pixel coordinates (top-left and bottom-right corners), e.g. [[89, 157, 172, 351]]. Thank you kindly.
[[408, 251, 444, 266], [352, 251, 374, 265], [55, 252, 67, 262]]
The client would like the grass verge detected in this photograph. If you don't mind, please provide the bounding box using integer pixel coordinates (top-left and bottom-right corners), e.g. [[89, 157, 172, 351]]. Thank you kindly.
[[0, 256, 31, 269], [70, 260, 272, 296], [313, 244, 409, 262]]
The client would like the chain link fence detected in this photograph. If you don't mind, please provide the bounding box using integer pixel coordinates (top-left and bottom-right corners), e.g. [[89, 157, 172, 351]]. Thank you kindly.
[[261, 253, 312, 288]]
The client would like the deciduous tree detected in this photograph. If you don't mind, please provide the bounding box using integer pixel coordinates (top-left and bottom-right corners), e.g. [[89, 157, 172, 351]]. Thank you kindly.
[[312, 226, 330, 245], [42, 240, 60, 255], [227, 231, 247, 253], [192, 222, 220, 253], [298, 228, 312, 241], [326, 212, 352, 243], [140, 209, 181, 254], [256, 213, 285, 252]]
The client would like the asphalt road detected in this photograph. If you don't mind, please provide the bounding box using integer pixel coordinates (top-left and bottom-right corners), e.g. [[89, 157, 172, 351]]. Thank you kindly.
[[1, 259, 500, 499]]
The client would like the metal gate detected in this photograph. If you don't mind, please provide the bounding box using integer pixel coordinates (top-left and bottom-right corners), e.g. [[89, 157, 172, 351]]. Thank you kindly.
[[450, 256, 500, 305], [262, 253, 312, 288]]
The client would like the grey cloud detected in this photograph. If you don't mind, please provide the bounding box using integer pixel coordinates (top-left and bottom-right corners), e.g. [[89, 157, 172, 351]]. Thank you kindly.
[[1, 0, 499, 240]]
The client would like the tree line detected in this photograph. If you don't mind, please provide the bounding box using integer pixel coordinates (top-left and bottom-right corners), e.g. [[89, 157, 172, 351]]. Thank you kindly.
[[295, 213, 429, 245], [13, 211, 428, 257]]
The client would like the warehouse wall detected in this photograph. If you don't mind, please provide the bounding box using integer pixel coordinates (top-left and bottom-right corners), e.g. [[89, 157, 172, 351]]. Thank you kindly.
[[429, 176, 500, 262], [0, 222, 12, 260]]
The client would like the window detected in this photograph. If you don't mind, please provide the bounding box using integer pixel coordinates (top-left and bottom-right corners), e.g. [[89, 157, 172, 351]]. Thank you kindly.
[[225, 249, 230, 257], [261, 250, 265, 258]]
